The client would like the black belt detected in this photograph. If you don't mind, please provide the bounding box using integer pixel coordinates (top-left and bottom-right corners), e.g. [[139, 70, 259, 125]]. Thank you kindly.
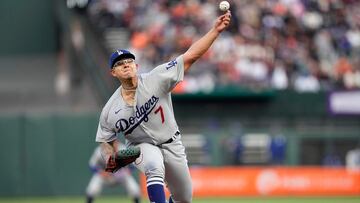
[[162, 131, 180, 145]]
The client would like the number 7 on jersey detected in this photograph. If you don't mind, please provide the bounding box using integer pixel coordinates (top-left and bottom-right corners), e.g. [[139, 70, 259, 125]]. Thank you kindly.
[[154, 106, 165, 123]]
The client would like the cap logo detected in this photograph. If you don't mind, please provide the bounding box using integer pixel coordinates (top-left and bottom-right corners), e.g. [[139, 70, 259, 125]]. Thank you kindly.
[[117, 50, 123, 55]]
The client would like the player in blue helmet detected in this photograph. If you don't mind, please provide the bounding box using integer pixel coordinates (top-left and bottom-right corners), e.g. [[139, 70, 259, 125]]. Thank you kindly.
[[85, 145, 141, 203]]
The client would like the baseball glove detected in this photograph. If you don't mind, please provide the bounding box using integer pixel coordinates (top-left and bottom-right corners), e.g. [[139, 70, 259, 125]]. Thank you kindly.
[[105, 147, 141, 173]]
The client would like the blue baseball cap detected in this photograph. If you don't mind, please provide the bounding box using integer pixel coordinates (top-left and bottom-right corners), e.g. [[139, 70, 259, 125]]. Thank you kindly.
[[109, 49, 135, 69]]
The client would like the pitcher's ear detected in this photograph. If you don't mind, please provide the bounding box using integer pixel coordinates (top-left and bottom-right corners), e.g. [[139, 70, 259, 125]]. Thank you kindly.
[[110, 69, 116, 77]]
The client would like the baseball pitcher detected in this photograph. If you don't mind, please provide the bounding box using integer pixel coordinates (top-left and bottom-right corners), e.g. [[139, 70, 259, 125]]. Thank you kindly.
[[95, 10, 231, 203]]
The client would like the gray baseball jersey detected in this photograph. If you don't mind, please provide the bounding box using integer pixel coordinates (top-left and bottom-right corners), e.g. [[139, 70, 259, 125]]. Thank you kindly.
[[96, 55, 184, 145]]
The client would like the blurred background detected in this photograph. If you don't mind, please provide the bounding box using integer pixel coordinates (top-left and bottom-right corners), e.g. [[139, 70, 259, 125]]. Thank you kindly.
[[0, 0, 359, 201]]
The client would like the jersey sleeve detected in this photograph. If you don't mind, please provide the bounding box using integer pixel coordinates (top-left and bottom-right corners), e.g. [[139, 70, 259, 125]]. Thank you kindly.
[[95, 109, 117, 143], [147, 55, 184, 93]]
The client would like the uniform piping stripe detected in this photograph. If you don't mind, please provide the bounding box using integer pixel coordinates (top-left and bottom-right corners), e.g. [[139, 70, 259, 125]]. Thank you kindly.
[[147, 177, 164, 184], [146, 176, 163, 180], [147, 181, 164, 187]]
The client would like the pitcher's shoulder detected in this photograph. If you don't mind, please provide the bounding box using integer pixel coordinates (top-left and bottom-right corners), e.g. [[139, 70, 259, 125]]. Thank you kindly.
[[102, 88, 121, 113]]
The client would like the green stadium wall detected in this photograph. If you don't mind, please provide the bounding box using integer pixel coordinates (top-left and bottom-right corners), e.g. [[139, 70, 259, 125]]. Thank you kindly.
[[0, 92, 360, 196]]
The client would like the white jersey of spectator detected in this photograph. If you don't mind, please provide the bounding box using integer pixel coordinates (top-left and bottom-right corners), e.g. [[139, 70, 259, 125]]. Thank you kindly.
[[346, 148, 360, 170], [271, 65, 288, 90]]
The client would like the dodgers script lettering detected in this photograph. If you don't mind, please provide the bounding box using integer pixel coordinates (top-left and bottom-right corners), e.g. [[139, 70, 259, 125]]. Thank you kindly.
[[115, 96, 159, 135]]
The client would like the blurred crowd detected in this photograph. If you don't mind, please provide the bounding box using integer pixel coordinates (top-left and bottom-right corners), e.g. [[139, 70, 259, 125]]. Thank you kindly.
[[86, 0, 360, 93]]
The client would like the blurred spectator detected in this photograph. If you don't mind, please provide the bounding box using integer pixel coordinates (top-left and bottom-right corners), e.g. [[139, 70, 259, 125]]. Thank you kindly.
[[85, 0, 360, 93], [271, 60, 288, 90], [322, 152, 343, 167], [270, 134, 286, 165], [346, 147, 360, 170]]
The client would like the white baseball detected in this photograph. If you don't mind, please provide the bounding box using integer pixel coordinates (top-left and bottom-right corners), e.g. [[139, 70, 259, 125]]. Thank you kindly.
[[219, 1, 230, 11]]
